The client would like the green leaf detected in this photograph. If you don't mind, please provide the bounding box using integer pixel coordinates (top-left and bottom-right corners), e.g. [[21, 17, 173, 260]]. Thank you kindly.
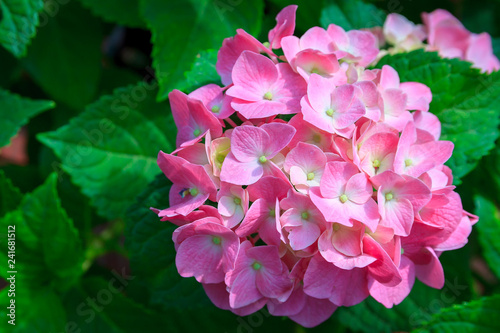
[[79, 0, 145, 28], [61, 277, 169, 333], [0, 88, 54, 147], [0, 170, 22, 218], [413, 295, 500, 333], [142, 0, 264, 101], [0, 287, 66, 332], [320, 0, 386, 30], [176, 49, 220, 92], [22, 0, 102, 109], [376, 50, 500, 182], [0, 0, 44, 57], [474, 195, 500, 279], [38, 82, 175, 220], [0, 173, 83, 289]]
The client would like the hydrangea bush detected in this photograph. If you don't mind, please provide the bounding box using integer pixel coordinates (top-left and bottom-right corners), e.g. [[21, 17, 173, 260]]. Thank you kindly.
[[153, 5, 488, 327], [3, 0, 500, 331]]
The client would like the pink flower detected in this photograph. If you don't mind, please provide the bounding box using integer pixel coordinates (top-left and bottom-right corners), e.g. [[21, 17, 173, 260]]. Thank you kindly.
[[189, 84, 235, 120], [169, 90, 223, 147], [422, 9, 500, 73], [173, 217, 239, 283], [281, 27, 341, 81], [288, 114, 335, 151], [371, 171, 432, 236], [327, 24, 379, 67], [268, 259, 337, 328], [284, 142, 328, 192], [310, 161, 379, 231], [394, 121, 453, 178], [225, 241, 293, 309], [303, 253, 369, 306], [268, 5, 298, 49], [237, 176, 292, 245], [301, 74, 366, 138], [220, 123, 296, 185], [383, 13, 426, 51], [156, 152, 217, 217], [217, 183, 249, 229], [227, 51, 306, 119], [280, 191, 327, 250]]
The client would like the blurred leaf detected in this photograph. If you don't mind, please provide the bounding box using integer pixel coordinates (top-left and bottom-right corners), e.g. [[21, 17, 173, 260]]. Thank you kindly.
[[141, 0, 264, 101], [0, 88, 54, 147], [38, 82, 175, 220], [0, 47, 20, 88], [61, 277, 169, 333], [413, 295, 500, 332], [320, 0, 386, 30], [0, 0, 44, 57], [0, 173, 83, 289], [474, 195, 500, 279], [0, 169, 22, 218], [176, 49, 220, 92], [0, 287, 66, 332], [376, 50, 500, 183], [22, 0, 102, 109], [79, 0, 145, 28]]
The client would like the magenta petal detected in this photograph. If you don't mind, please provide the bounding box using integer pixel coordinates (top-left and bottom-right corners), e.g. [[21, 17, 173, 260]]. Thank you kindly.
[[289, 296, 337, 328], [363, 235, 402, 287], [230, 126, 269, 162], [268, 5, 297, 49], [267, 287, 306, 317], [414, 247, 444, 289], [203, 282, 231, 311], [368, 256, 416, 308], [229, 267, 262, 308], [220, 152, 263, 186], [175, 235, 224, 283]]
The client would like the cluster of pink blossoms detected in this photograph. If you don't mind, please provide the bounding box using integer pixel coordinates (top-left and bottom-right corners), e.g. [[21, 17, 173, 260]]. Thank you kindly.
[[152, 6, 487, 328], [380, 10, 499, 73]]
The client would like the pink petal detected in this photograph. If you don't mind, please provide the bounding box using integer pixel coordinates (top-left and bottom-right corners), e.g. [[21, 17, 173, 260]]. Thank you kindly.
[[268, 5, 297, 49], [368, 256, 415, 308], [176, 235, 224, 283]]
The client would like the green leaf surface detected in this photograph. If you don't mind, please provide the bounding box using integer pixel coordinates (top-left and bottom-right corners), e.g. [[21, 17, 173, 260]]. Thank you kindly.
[[0, 0, 44, 57], [320, 0, 386, 30], [141, 0, 264, 101], [38, 82, 175, 220], [376, 50, 500, 182], [0, 173, 83, 289], [0, 169, 22, 218], [61, 277, 169, 333], [0, 287, 67, 333], [176, 49, 220, 92], [79, 0, 145, 28], [474, 195, 500, 279], [22, 0, 102, 109], [413, 295, 500, 333], [0, 88, 54, 147]]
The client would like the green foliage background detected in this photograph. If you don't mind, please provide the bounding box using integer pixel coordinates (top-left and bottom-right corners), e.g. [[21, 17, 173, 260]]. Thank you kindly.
[[1, 0, 500, 332]]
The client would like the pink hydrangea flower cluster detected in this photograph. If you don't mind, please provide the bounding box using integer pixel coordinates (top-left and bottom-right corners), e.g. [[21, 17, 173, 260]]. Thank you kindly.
[[153, 5, 481, 328], [382, 9, 500, 73]]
